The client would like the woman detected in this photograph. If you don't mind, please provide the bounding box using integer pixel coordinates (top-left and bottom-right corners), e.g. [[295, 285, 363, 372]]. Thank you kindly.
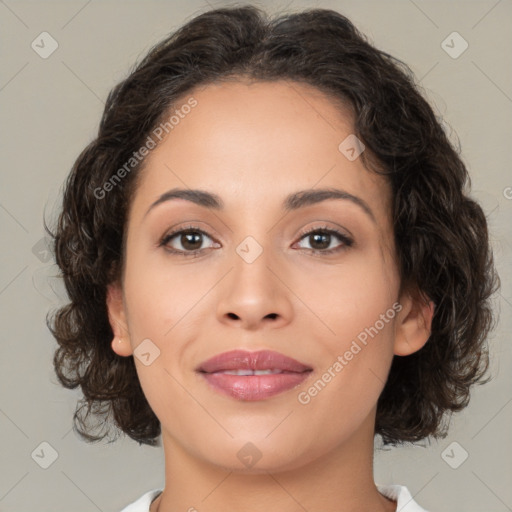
[[48, 6, 499, 512]]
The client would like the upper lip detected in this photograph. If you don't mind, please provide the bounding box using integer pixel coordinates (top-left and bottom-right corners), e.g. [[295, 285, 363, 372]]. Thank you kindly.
[[197, 349, 312, 373]]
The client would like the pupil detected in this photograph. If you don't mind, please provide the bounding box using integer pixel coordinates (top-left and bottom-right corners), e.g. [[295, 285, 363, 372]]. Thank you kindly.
[[311, 233, 329, 249], [182, 232, 201, 250], [179, 232, 331, 251]]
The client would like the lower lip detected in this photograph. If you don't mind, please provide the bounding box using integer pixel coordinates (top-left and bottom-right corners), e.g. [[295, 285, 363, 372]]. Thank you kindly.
[[199, 372, 311, 401]]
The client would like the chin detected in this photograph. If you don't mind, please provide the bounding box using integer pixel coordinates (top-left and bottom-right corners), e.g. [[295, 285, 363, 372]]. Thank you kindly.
[[197, 436, 318, 474]]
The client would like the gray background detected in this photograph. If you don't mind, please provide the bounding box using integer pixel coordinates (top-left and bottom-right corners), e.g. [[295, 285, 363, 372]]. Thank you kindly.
[[0, 0, 511, 511]]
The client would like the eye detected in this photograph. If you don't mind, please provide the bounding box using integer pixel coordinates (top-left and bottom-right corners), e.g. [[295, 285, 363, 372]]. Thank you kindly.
[[159, 224, 353, 257], [295, 225, 353, 255], [159, 225, 219, 257]]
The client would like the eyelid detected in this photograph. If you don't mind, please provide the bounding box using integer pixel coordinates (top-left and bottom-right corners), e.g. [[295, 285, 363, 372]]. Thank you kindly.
[[159, 220, 219, 242], [296, 222, 353, 243], [159, 223, 219, 250]]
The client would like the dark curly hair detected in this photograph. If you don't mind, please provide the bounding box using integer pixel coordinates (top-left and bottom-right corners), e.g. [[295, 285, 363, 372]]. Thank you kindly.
[[47, 5, 500, 447]]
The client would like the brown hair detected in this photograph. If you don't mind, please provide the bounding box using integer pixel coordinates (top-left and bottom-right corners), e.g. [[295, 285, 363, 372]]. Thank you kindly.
[[47, 5, 500, 446]]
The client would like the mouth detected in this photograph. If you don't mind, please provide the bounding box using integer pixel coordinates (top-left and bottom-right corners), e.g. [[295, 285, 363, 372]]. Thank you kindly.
[[196, 349, 313, 401]]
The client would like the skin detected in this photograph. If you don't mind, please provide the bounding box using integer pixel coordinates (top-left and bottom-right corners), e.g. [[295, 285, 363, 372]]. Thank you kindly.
[[107, 79, 434, 512]]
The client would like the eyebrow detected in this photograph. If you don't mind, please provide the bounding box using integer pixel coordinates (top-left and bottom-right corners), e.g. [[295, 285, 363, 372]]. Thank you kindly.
[[144, 187, 376, 223]]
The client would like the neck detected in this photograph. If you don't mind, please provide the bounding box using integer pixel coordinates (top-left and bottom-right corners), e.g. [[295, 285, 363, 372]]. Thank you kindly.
[[151, 408, 396, 512]]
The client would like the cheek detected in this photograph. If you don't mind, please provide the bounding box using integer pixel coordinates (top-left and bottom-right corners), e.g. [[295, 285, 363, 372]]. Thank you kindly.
[[330, 274, 397, 352], [294, 287, 398, 453], [122, 252, 200, 428], [123, 247, 202, 342], [301, 248, 398, 404], [305, 245, 399, 347]]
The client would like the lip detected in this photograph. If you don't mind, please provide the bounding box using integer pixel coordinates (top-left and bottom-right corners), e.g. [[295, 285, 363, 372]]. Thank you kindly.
[[197, 349, 313, 401], [197, 349, 312, 373]]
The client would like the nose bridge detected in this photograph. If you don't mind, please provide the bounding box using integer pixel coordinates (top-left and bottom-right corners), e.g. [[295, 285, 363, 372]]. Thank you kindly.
[[216, 230, 292, 328], [231, 232, 276, 299], [228, 202, 278, 278]]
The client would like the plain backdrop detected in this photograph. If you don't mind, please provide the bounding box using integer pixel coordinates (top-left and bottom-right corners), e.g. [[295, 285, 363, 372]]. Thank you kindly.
[[0, 1, 511, 511]]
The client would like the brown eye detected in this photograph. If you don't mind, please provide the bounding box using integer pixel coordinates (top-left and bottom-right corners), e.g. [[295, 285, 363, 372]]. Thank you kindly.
[[176, 231, 203, 251], [160, 226, 218, 256], [296, 227, 353, 254]]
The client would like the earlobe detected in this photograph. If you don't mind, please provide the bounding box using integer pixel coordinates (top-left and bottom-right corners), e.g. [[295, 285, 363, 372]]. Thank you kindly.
[[106, 283, 133, 357], [111, 337, 133, 357], [393, 291, 435, 357]]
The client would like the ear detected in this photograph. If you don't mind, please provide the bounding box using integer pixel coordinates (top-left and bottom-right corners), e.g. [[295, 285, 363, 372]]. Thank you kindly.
[[106, 282, 133, 357], [393, 288, 435, 356]]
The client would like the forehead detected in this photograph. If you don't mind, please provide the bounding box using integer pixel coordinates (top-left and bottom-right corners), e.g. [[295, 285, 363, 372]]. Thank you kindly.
[[131, 79, 391, 221]]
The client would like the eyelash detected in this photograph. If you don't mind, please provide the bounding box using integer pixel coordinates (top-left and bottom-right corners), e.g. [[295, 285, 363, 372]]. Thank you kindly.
[[158, 223, 354, 258]]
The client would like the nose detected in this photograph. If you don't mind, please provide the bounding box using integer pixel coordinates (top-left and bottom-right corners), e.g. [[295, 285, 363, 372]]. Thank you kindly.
[[216, 246, 294, 331]]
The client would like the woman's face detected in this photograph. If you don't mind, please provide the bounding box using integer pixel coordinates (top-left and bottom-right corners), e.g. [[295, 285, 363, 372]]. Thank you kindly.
[[108, 79, 425, 472]]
